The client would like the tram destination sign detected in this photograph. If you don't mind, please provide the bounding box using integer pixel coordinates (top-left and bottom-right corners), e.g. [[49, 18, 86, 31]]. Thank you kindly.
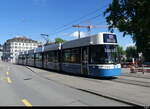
[[103, 34, 117, 43]]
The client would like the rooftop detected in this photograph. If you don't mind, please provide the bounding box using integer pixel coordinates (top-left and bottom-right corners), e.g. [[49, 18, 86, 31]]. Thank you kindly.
[[6, 36, 38, 43]]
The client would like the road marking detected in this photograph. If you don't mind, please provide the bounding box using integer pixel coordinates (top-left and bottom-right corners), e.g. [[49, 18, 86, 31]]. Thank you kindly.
[[6, 72, 10, 75], [22, 99, 32, 107], [7, 77, 12, 83]]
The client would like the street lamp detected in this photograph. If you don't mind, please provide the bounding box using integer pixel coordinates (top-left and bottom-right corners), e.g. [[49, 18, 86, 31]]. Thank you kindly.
[[40, 34, 50, 45]]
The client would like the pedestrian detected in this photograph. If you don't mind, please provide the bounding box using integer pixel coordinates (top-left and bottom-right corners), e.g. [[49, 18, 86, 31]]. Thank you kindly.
[[142, 64, 145, 74], [130, 64, 136, 73]]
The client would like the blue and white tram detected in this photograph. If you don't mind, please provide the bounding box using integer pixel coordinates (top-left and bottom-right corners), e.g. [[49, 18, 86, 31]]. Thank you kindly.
[[61, 32, 121, 77], [17, 32, 121, 77]]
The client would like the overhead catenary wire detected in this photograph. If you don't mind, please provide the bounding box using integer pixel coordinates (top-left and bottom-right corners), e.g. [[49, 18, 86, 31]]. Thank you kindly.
[[49, 4, 108, 36], [50, 14, 103, 36], [53, 8, 101, 32]]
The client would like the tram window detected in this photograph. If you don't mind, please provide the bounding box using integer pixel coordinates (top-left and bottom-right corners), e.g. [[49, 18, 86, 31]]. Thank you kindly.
[[48, 51, 54, 62], [47, 51, 59, 63], [63, 48, 81, 63], [31, 54, 35, 61], [55, 51, 59, 63], [19, 56, 22, 60], [22, 55, 25, 60], [26, 55, 29, 59], [90, 45, 119, 64], [27, 54, 31, 62], [90, 46, 105, 64], [28, 55, 31, 60], [28, 54, 34, 61], [35, 54, 38, 61], [63, 50, 68, 63], [35, 53, 42, 62], [43, 52, 48, 62], [71, 48, 81, 63]]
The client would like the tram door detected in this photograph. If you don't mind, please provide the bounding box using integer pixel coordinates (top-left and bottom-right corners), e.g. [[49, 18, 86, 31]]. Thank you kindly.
[[43, 52, 48, 69], [81, 47, 89, 75], [42, 53, 44, 68]]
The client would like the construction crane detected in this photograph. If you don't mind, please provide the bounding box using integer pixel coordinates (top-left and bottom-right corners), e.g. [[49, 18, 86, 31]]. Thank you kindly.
[[72, 24, 109, 39]]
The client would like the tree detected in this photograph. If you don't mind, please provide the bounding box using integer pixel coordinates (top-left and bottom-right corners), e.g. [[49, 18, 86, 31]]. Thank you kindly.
[[104, 0, 150, 62], [126, 46, 138, 61], [55, 38, 66, 44], [117, 45, 125, 56], [117, 45, 126, 62]]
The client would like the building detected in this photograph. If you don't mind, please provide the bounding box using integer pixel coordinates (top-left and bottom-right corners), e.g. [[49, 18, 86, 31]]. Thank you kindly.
[[0, 44, 3, 61], [3, 36, 40, 63]]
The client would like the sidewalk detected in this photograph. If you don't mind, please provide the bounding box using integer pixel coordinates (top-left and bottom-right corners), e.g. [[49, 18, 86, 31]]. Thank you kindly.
[[122, 68, 150, 79]]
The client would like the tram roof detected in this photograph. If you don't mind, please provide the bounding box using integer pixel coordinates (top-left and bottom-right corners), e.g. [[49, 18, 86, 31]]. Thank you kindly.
[[62, 32, 116, 49], [44, 43, 61, 52]]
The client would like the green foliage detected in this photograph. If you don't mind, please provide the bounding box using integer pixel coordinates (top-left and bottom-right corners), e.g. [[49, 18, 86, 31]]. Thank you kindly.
[[104, 0, 150, 61], [117, 45, 126, 62], [117, 45, 125, 56], [55, 37, 66, 44], [126, 46, 138, 61]]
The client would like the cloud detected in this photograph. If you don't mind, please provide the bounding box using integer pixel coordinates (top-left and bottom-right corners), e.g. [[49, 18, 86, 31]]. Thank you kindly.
[[123, 43, 135, 50], [70, 31, 88, 38], [126, 43, 135, 47]]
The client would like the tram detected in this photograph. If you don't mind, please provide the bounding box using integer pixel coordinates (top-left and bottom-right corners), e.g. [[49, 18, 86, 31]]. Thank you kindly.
[[17, 32, 121, 77]]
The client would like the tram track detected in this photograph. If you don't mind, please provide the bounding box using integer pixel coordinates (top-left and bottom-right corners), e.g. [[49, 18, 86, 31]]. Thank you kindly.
[[121, 74, 150, 80], [84, 76, 150, 88], [26, 66, 147, 107], [68, 86, 144, 107], [112, 78, 150, 88], [44, 76, 144, 107]]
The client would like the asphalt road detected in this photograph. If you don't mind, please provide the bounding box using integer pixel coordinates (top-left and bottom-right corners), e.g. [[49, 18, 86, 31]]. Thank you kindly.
[[0, 62, 129, 106], [25, 64, 150, 106]]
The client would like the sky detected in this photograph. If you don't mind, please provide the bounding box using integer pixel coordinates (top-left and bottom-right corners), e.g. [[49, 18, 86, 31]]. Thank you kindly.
[[0, 0, 134, 49]]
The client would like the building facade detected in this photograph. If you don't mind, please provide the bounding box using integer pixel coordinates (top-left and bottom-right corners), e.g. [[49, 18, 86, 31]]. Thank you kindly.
[[3, 36, 40, 63]]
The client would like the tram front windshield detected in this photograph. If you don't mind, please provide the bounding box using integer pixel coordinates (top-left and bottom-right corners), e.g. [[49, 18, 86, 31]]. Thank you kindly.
[[90, 45, 119, 64]]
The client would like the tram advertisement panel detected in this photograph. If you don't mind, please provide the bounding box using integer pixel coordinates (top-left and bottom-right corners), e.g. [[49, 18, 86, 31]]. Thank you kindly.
[[103, 34, 117, 43]]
